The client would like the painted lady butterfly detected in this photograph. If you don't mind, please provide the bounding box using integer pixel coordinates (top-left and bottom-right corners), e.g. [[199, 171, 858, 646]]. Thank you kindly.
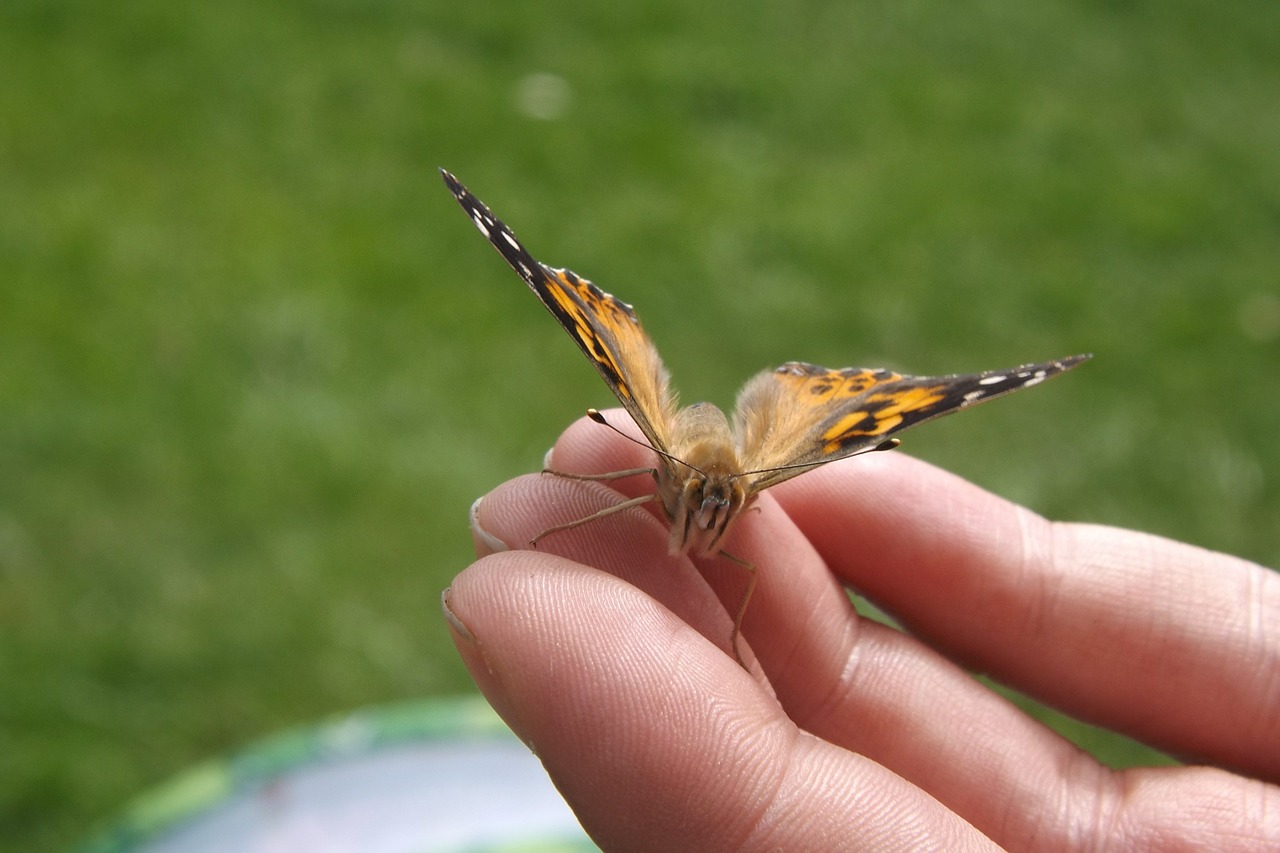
[[444, 169, 1088, 665]]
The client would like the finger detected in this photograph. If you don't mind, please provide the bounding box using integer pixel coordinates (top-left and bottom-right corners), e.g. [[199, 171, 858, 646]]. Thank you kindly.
[[770, 450, 1280, 782], [442, 551, 997, 852], [531, 413, 1118, 848], [481, 415, 1280, 849]]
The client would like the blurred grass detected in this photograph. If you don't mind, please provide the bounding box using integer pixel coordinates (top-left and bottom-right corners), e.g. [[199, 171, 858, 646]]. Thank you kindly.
[[1, 0, 1277, 848]]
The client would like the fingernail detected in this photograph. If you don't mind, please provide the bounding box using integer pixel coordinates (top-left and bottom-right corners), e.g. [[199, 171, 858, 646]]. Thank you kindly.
[[541, 445, 555, 470], [469, 496, 509, 555], [441, 586, 476, 645], [442, 585, 525, 744]]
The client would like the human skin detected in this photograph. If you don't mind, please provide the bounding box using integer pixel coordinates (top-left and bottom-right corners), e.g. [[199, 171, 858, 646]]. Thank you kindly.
[[443, 411, 1280, 851]]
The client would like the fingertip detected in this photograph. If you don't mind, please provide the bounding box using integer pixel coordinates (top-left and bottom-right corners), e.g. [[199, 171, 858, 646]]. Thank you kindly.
[[440, 565, 527, 747]]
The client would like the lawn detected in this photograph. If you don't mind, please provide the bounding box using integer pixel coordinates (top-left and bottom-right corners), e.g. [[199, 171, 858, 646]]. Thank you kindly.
[[2, 1, 1277, 848]]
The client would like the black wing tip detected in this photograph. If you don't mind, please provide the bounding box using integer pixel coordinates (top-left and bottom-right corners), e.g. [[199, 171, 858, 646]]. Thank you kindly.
[[441, 170, 506, 245], [972, 352, 1091, 378], [1045, 353, 1092, 374], [441, 168, 551, 288], [440, 168, 468, 202], [976, 353, 1092, 385]]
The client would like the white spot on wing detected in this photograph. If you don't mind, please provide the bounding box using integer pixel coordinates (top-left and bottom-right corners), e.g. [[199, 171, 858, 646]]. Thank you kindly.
[[978, 374, 1007, 385]]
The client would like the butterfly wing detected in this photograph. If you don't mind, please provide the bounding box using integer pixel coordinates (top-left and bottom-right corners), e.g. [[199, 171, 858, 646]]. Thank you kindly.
[[443, 170, 677, 453], [734, 355, 1090, 491]]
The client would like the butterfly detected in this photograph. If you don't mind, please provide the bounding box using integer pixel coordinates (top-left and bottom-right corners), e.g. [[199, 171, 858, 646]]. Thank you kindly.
[[442, 168, 1089, 666]]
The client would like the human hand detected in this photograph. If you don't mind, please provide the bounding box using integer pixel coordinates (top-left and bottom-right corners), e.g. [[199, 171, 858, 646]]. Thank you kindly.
[[443, 411, 1280, 850]]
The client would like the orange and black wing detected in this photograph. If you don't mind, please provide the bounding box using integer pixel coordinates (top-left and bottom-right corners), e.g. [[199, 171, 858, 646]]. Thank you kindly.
[[443, 169, 676, 453], [734, 355, 1090, 491]]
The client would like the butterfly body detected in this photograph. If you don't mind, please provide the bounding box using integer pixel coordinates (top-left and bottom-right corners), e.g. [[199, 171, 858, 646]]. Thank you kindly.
[[443, 168, 1089, 664]]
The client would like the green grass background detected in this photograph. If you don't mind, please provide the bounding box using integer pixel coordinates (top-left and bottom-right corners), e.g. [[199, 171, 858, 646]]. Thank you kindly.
[[3, 0, 1278, 848]]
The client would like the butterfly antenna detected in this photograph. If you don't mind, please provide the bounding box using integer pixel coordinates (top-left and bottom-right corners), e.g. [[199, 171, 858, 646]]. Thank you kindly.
[[585, 409, 706, 474], [734, 438, 900, 481]]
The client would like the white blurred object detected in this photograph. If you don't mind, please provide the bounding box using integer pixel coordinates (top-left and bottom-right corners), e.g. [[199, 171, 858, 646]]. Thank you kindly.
[[86, 696, 595, 853]]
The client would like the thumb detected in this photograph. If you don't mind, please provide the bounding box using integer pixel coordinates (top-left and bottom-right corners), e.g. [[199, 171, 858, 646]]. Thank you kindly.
[[442, 550, 995, 852]]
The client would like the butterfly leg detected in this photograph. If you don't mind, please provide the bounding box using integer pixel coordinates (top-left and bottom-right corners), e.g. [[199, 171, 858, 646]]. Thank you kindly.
[[717, 550, 757, 670], [530, 492, 662, 548]]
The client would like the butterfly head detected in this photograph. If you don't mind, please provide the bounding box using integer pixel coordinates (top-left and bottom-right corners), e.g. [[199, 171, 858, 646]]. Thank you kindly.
[[665, 461, 750, 559], [654, 403, 752, 558]]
